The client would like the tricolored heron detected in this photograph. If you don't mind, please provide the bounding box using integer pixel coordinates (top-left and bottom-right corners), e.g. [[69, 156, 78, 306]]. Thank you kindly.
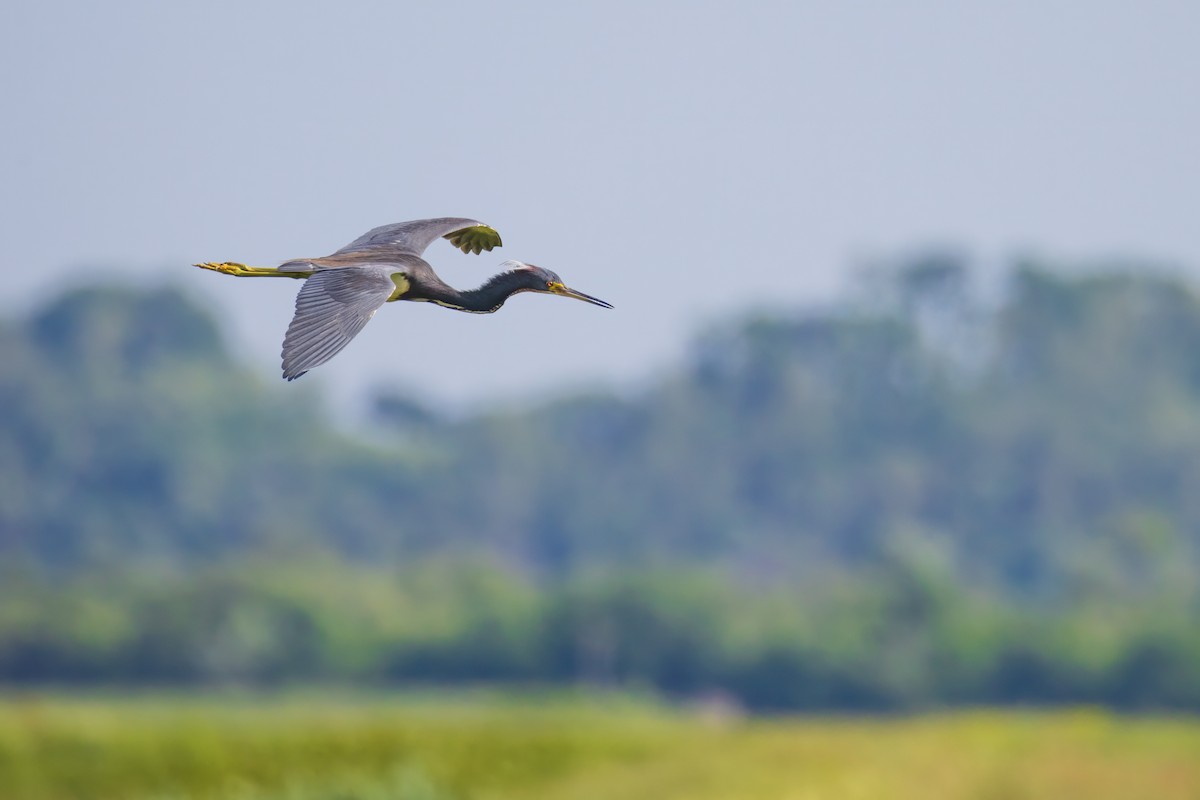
[[194, 217, 612, 380]]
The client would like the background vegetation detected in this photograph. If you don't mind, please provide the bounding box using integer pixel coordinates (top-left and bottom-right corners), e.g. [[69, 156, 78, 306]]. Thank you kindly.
[[5, 695, 1199, 800], [1, 256, 1199, 711]]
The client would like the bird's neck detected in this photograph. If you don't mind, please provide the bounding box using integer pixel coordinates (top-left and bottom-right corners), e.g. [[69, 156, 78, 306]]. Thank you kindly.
[[420, 269, 531, 314]]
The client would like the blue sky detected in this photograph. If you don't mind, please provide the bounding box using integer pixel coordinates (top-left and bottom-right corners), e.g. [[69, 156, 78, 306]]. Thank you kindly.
[[3, 1, 1199, 411]]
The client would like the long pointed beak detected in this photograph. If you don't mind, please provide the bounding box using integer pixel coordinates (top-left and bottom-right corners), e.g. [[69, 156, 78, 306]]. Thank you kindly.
[[554, 285, 613, 309]]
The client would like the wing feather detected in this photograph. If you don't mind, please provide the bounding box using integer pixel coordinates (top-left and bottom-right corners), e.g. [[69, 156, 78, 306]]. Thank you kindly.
[[333, 217, 502, 257], [281, 267, 396, 381]]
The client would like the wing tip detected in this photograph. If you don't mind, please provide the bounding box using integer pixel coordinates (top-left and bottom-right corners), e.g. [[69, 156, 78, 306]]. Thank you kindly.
[[444, 224, 503, 255]]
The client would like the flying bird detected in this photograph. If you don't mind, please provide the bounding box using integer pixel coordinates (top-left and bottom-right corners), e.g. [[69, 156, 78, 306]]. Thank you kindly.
[[194, 217, 612, 380]]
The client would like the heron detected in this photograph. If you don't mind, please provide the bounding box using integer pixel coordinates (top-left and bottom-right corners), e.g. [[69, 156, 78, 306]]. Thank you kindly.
[[194, 217, 612, 380]]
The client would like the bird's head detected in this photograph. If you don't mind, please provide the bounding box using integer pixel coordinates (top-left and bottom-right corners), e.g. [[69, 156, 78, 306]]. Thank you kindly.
[[503, 261, 613, 308]]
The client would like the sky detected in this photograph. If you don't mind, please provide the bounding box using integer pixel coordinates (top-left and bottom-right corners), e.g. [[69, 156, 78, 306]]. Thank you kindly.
[[3, 1, 1199, 413]]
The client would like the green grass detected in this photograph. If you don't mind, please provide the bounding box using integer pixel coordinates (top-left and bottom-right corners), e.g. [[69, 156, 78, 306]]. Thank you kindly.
[[1, 693, 1198, 799]]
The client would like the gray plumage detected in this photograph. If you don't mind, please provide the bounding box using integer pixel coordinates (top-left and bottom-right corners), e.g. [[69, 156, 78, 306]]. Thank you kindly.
[[280, 218, 499, 380], [333, 217, 501, 258], [280, 266, 396, 381], [194, 217, 611, 381]]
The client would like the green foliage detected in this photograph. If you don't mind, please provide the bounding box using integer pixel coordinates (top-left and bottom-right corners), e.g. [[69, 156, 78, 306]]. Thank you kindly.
[[2, 697, 1199, 800], [0, 694, 673, 800], [0, 561, 1196, 710], [2, 260, 1200, 708], [0, 284, 421, 565]]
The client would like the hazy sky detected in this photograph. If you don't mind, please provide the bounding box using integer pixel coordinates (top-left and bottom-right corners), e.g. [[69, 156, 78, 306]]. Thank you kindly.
[[3, 2, 1199, 411]]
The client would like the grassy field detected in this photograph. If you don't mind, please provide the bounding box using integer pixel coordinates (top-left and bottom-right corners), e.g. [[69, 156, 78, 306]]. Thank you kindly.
[[1, 693, 1198, 799]]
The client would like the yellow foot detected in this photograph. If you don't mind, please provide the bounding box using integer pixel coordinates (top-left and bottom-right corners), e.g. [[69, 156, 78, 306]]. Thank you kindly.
[[193, 261, 249, 275]]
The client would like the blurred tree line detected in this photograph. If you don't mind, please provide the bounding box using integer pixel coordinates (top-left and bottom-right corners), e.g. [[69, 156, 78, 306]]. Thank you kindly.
[[0, 257, 1198, 709], [1, 558, 1196, 710]]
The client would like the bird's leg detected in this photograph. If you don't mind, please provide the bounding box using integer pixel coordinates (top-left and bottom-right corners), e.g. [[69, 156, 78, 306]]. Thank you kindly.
[[192, 262, 310, 278]]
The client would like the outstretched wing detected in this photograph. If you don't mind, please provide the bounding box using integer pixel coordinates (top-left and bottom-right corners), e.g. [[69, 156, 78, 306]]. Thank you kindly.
[[281, 267, 396, 381], [333, 217, 502, 258]]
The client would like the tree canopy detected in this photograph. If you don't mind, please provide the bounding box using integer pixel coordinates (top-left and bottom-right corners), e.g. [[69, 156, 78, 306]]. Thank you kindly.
[[2, 258, 1198, 708]]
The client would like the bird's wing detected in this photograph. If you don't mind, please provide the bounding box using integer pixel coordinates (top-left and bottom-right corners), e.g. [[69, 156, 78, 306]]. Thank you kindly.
[[333, 217, 502, 257], [281, 267, 396, 381]]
